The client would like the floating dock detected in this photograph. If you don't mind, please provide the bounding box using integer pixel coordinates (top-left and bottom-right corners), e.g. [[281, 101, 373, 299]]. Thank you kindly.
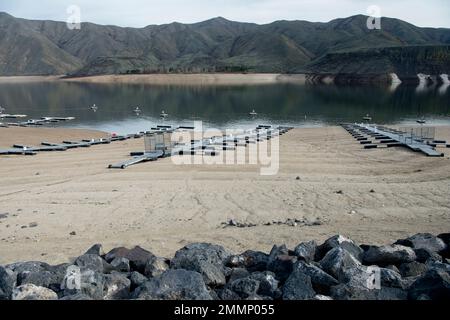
[[108, 125, 293, 169], [342, 123, 444, 157]]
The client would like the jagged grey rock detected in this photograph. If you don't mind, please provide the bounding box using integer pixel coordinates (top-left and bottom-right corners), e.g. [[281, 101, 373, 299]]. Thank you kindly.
[[363, 245, 416, 266], [217, 288, 241, 300], [17, 270, 55, 288], [228, 277, 260, 299], [408, 269, 450, 300], [133, 269, 212, 300], [437, 233, 450, 258], [267, 245, 297, 281], [103, 273, 131, 300], [228, 268, 250, 283], [319, 247, 361, 280], [240, 250, 269, 272], [282, 269, 315, 300], [6, 261, 50, 274], [380, 268, 407, 289], [250, 271, 280, 298], [331, 284, 407, 300], [110, 257, 130, 273], [105, 246, 155, 273], [295, 262, 339, 294], [75, 254, 105, 273], [396, 233, 447, 254], [316, 235, 364, 261], [399, 261, 427, 278], [171, 243, 231, 286], [227, 255, 246, 268], [85, 244, 104, 256], [414, 248, 442, 263], [144, 256, 169, 278], [129, 271, 147, 291], [293, 240, 317, 262], [0, 266, 15, 299], [12, 284, 58, 300]]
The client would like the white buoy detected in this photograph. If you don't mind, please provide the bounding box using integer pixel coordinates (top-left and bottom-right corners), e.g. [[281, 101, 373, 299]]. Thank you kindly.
[[160, 110, 168, 118]]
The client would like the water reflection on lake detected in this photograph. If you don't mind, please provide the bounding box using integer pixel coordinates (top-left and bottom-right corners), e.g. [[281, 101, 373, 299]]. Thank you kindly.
[[0, 81, 448, 134]]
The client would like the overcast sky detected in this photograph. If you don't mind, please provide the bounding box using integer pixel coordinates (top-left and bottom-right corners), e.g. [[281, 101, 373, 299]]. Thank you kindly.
[[0, 0, 449, 28]]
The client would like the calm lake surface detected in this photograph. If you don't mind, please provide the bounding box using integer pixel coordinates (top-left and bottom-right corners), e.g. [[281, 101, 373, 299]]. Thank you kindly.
[[0, 81, 449, 134]]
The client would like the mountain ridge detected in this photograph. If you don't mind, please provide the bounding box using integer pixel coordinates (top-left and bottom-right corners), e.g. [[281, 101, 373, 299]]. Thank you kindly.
[[0, 12, 449, 77]]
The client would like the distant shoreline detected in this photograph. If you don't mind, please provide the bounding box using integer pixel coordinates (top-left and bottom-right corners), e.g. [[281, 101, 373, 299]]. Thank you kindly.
[[0, 74, 307, 85]]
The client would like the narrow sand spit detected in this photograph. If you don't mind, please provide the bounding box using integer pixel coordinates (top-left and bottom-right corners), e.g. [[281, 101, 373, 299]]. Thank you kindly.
[[0, 74, 306, 85], [0, 126, 449, 264]]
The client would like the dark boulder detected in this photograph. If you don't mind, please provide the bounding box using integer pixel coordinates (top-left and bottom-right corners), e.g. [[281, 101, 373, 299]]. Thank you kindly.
[[396, 233, 446, 254], [331, 284, 407, 300], [438, 233, 450, 258], [380, 268, 407, 289], [425, 261, 450, 273], [0, 266, 15, 300], [414, 248, 442, 263], [320, 247, 360, 280], [110, 257, 130, 273], [408, 269, 450, 300], [250, 271, 280, 298], [47, 263, 72, 293], [399, 261, 427, 278], [267, 245, 297, 281], [294, 262, 339, 294], [171, 243, 231, 286], [85, 244, 104, 256], [75, 254, 105, 273], [12, 284, 58, 300], [105, 246, 155, 273], [217, 288, 241, 300], [226, 255, 246, 268], [133, 269, 212, 300], [240, 250, 269, 272], [316, 235, 364, 261], [0, 288, 7, 300], [129, 271, 147, 291], [438, 233, 450, 245], [17, 270, 55, 288], [282, 269, 315, 300], [385, 265, 401, 273], [227, 268, 250, 283], [363, 245, 416, 266], [293, 240, 317, 262], [6, 261, 50, 274], [144, 256, 169, 278], [228, 277, 260, 299], [103, 273, 131, 300]]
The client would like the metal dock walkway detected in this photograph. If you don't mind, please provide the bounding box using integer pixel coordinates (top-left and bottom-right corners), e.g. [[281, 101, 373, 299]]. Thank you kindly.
[[342, 123, 444, 157]]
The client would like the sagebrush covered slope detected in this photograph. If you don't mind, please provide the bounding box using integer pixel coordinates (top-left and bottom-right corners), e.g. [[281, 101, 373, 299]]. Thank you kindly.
[[0, 12, 449, 76]]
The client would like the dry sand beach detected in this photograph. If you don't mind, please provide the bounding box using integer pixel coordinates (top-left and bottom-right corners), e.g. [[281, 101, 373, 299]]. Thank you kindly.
[[0, 126, 449, 264]]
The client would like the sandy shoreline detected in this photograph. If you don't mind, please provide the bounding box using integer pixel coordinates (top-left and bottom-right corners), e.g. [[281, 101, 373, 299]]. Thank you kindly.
[[0, 74, 306, 85], [0, 125, 449, 264]]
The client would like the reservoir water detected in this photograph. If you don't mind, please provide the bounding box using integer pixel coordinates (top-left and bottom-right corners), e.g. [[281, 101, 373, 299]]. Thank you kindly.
[[0, 81, 449, 134]]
